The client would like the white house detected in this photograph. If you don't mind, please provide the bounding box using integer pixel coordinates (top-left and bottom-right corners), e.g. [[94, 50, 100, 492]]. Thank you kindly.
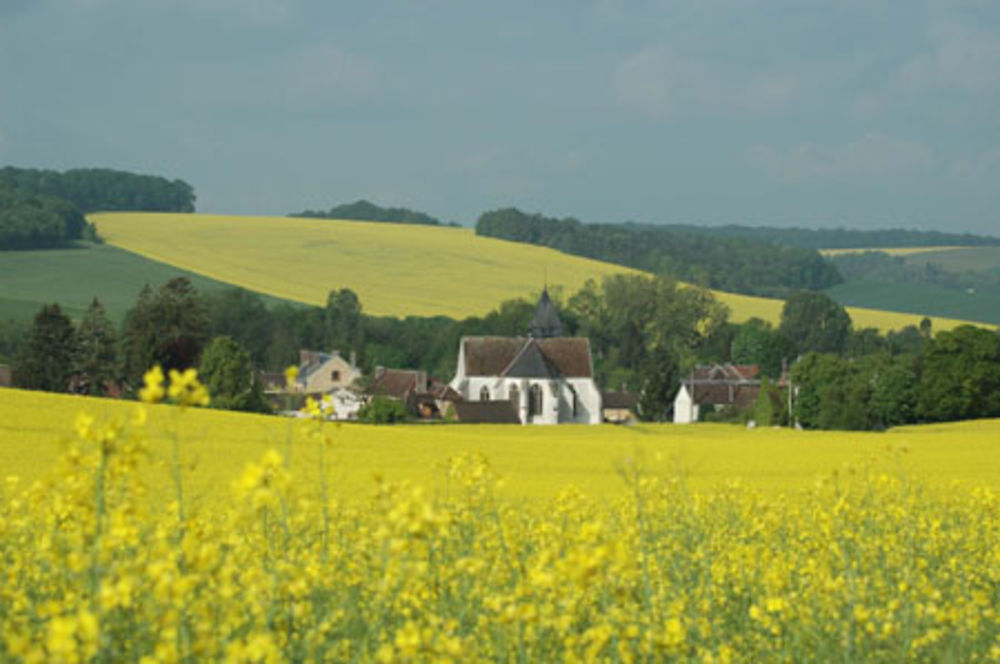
[[673, 363, 762, 424], [449, 290, 602, 424]]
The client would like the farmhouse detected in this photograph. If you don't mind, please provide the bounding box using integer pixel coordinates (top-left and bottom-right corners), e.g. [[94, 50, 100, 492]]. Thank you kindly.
[[673, 363, 761, 424], [449, 290, 602, 424], [371, 367, 460, 419], [261, 349, 364, 419]]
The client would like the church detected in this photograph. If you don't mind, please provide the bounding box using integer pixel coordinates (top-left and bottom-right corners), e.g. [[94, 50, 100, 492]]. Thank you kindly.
[[449, 290, 602, 424]]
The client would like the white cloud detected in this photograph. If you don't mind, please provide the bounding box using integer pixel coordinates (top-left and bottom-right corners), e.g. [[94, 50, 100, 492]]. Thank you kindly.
[[749, 133, 934, 181], [613, 46, 797, 118]]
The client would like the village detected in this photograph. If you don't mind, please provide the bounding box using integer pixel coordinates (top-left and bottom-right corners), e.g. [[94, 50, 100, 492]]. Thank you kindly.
[[259, 289, 773, 426]]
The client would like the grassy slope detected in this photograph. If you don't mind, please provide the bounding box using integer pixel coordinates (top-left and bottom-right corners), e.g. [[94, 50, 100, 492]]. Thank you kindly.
[[828, 281, 1000, 327], [902, 246, 1000, 273], [93, 212, 979, 332], [4, 388, 1000, 501], [0, 242, 295, 324]]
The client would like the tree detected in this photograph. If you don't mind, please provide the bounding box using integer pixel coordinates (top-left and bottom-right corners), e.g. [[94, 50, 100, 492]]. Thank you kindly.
[[357, 396, 409, 423], [917, 325, 1000, 422], [74, 298, 117, 395], [730, 318, 795, 378], [199, 336, 269, 413], [325, 288, 364, 356], [14, 304, 77, 392], [205, 288, 275, 366], [779, 291, 852, 355], [121, 278, 210, 387], [637, 344, 680, 422]]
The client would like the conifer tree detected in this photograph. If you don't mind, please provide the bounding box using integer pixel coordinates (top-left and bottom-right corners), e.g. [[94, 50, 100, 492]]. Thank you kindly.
[[14, 304, 77, 392], [74, 297, 117, 395]]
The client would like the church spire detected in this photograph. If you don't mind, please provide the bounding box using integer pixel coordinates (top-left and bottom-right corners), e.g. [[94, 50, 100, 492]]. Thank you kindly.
[[528, 287, 564, 338]]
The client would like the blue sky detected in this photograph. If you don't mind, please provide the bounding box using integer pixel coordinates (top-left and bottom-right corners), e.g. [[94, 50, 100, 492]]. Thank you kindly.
[[1, 0, 998, 233]]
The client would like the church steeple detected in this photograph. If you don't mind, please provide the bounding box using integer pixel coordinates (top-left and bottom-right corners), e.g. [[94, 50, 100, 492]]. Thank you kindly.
[[528, 288, 564, 338]]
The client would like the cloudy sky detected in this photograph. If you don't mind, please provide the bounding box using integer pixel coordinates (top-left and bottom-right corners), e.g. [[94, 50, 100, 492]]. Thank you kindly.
[[1, 1, 998, 233]]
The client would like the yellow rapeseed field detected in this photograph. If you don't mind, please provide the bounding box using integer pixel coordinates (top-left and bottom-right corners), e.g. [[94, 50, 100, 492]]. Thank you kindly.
[[92, 212, 975, 332], [819, 246, 971, 257], [4, 381, 1000, 661]]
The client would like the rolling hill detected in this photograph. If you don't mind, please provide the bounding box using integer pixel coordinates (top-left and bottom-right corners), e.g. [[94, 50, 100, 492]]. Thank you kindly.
[[91, 212, 981, 331], [0, 242, 294, 324]]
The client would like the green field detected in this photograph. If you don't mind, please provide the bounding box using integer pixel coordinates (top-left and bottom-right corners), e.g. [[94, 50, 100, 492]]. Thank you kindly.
[[826, 280, 1000, 326], [0, 242, 292, 323], [902, 246, 1000, 274]]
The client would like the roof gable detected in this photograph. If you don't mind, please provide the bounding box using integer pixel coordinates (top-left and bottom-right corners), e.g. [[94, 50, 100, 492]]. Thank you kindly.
[[502, 340, 559, 379]]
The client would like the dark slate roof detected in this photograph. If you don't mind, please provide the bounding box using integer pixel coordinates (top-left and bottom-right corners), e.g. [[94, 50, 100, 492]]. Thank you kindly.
[[453, 400, 521, 424], [461, 337, 593, 378], [689, 363, 760, 382], [601, 390, 639, 409], [528, 288, 564, 338], [503, 340, 560, 379]]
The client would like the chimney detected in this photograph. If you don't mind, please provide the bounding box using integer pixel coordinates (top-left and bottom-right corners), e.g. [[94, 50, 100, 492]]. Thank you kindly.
[[349, 350, 357, 368], [300, 349, 321, 366], [375, 366, 386, 381], [416, 371, 428, 393]]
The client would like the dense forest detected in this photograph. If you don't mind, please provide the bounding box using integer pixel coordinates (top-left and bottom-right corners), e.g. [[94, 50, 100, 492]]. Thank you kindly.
[[0, 166, 196, 250], [0, 185, 90, 250], [476, 208, 842, 298], [659, 224, 1000, 249], [0, 167, 195, 214], [290, 199, 449, 226]]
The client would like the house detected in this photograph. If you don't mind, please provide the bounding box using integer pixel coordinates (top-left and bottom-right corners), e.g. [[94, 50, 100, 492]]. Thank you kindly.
[[601, 390, 639, 424], [449, 289, 602, 425], [0, 364, 11, 388], [293, 350, 361, 393], [673, 363, 761, 424], [264, 349, 364, 420], [371, 367, 461, 419]]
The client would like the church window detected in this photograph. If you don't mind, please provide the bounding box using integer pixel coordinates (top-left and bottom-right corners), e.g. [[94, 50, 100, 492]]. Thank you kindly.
[[529, 384, 543, 417], [480, 386, 490, 402]]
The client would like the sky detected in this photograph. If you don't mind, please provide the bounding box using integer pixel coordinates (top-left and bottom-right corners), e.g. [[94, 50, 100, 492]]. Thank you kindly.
[[1, 0, 998, 233]]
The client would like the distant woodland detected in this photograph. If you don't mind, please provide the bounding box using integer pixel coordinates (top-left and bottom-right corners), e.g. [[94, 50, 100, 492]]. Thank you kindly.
[[476, 208, 843, 298], [655, 224, 1000, 249], [290, 199, 448, 226], [0, 166, 195, 250]]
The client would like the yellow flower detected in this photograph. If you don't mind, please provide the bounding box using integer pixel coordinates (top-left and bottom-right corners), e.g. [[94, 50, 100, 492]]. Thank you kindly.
[[138, 365, 165, 404], [167, 368, 210, 408], [284, 365, 299, 388]]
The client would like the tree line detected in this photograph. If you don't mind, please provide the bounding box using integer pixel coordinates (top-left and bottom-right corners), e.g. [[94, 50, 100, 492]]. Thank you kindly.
[[658, 224, 1000, 249], [290, 199, 452, 226], [0, 166, 195, 250], [475, 208, 843, 298], [7, 275, 999, 430]]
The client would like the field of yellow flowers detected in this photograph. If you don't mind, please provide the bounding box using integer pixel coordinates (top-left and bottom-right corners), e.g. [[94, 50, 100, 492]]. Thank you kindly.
[[91, 212, 975, 332], [4, 380, 1000, 662]]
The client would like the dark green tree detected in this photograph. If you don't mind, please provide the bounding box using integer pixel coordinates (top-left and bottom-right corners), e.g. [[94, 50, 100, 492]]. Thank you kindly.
[[120, 278, 210, 387], [199, 336, 269, 413], [74, 298, 117, 395], [779, 291, 852, 355], [14, 304, 77, 392], [325, 288, 364, 355], [917, 325, 1000, 422], [357, 396, 409, 423], [730, 318, 795, 378], [637, 344, 680, 422]]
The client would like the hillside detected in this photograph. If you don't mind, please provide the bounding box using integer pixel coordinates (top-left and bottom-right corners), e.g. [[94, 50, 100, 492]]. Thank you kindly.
[[0, 242, 292, 324], [92, 212, 979, 331]]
